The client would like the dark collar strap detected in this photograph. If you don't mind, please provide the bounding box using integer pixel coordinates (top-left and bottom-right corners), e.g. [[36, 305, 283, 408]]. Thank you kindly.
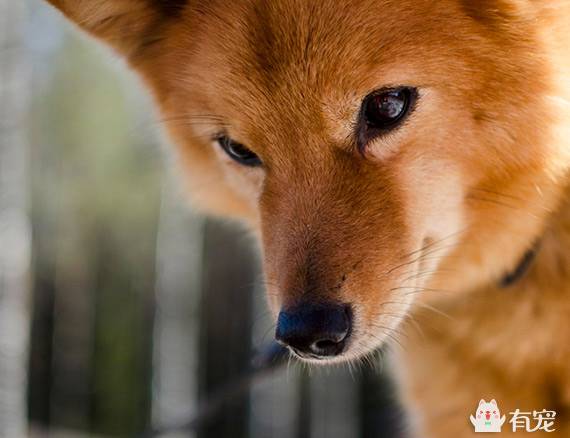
[[499, 243, 539, 288]]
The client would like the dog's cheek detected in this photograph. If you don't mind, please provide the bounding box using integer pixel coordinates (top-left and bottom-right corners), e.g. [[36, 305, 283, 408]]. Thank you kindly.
[[399, 157, 466, 261], [211, 147, 265, 205], [168, 138, 258, 222]]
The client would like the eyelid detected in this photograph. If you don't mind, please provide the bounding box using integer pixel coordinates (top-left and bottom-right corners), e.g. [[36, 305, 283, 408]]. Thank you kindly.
[[356, 87, 419, 155], [213, 131, 228, 142], [216, 134, 263, 167]]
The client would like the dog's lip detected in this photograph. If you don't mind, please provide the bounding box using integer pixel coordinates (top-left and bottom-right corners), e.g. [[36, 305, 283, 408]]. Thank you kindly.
[[289, 348, 346, 362], [285, 337, 353, 362], [290, 348, 329, 361]]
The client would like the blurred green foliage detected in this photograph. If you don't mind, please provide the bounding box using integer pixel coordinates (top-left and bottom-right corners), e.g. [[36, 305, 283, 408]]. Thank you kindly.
[[29, 17, 163, 436]]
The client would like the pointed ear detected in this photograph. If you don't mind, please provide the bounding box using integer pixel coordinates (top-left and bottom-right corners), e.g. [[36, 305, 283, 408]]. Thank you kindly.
[[45, 0, 187, 57], [479, 399, 486, 406], [491, 399, 497, 405]]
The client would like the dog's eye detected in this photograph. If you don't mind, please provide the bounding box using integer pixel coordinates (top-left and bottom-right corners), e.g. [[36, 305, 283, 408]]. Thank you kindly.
[[364, 87, 414, 129], [358, 87, 416, 149], [217, 135, 262, 167]]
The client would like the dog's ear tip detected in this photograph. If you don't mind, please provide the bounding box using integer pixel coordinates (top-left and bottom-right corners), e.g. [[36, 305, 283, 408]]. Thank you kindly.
[[45, 0, 187, 57]]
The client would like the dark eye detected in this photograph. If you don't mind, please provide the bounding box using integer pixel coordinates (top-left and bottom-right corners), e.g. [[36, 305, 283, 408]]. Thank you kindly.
[[358, 87, 416, 148], [217, 135, 262, 167]]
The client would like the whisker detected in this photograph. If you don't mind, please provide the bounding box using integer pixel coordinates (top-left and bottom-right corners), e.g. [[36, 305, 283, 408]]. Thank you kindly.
[[366, 328, 406, 352], [380, 299, 453, 321], [399, 268, 457, 284], [414, 302, 454, 321], [381, 228, 469, 280], [467, 195, 543, 219]]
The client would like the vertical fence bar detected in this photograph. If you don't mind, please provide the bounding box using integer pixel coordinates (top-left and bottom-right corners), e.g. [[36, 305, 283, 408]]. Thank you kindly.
[[27, 261, 55, 428], [152, 182, 204, 435], [297, 369, 312, 438], [310, 368, 360, 438], [0, 0, 31, 436], [197, 219, 257, 438], [359, 361, 406, 438]]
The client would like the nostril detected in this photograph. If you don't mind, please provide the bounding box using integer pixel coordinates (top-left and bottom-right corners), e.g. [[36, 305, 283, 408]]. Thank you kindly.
[[311, 338, 343, 355], [314, 339, 338, 350], [309, 328, 349, 356]]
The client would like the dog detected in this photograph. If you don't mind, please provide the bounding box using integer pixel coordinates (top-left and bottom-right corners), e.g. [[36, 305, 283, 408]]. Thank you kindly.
[[46, 1, 570, 436]]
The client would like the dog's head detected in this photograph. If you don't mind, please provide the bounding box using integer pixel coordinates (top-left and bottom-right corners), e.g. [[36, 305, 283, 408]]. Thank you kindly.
[[49, 0, 570, 362]]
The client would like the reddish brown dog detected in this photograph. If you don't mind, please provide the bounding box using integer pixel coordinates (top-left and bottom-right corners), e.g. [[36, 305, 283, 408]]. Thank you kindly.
[[46, 1, 570, 436]]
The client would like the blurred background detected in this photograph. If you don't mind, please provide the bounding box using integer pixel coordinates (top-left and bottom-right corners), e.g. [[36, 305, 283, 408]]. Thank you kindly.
[[0, 1, 404, 437]]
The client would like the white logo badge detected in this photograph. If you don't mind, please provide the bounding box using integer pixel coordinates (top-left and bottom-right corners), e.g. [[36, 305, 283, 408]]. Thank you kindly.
[[470, 399, 506, 433]]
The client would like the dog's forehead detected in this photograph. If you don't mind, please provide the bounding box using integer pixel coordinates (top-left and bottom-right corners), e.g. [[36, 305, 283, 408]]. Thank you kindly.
[[193, 0, 462, 91], [179, 0, 479, 145]]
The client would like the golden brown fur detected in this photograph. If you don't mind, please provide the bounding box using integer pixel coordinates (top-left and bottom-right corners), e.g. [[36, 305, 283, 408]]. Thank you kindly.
[[46, 0, 570, 436]]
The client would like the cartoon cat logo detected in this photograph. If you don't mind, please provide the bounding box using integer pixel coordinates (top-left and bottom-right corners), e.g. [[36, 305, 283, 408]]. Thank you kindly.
[[470, 399, 506, 433]]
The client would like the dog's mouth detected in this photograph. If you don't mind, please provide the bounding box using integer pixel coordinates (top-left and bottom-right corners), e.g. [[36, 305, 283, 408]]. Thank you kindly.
[[272, 235, 447, 364], [287, 341, 349, 361], [288, 327, 354, 362], [274, 299, 412, 364], [283, 323, 400, 365]]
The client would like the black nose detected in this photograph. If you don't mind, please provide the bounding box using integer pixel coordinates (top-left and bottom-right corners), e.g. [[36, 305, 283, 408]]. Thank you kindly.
[[275, 302, 352, 359]]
